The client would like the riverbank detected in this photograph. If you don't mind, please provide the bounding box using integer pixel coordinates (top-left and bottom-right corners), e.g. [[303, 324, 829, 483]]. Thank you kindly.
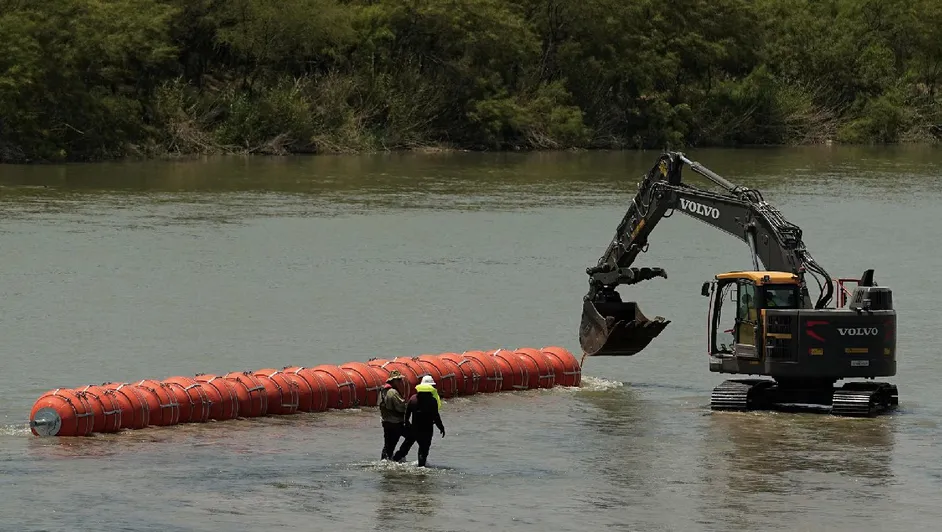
[[2, 0, 940, 164], [5, 134, 940, 167]]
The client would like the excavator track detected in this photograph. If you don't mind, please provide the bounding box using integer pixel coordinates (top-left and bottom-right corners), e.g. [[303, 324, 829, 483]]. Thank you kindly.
[[831, 382, 899, 417], [710, 379, 771, 411]]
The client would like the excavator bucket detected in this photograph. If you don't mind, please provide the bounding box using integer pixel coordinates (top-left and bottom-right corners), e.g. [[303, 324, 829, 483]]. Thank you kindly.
[[579, 300, 671, 357]]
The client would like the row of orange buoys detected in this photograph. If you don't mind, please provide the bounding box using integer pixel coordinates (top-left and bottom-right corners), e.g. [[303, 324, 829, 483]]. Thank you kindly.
[[28, 346, 582, 437]]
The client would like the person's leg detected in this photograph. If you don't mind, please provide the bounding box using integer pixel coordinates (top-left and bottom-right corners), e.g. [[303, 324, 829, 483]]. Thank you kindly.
[[416, 429, 433, 467], [392, 425, 415, 462], [382, 422, 401, 460]]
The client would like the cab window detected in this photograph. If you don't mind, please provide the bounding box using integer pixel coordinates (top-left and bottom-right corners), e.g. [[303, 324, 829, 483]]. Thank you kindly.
[[738, 283, 756, 321], [764, 285, 799, 309], [736, 282, 758, 345]]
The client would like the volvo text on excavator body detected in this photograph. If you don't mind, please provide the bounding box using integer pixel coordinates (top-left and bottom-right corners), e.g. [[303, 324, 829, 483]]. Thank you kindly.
[[579, 152, 898, 417]]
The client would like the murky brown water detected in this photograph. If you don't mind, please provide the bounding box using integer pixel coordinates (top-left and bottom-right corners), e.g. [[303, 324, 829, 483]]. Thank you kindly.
[[1, 147, 940, 531]]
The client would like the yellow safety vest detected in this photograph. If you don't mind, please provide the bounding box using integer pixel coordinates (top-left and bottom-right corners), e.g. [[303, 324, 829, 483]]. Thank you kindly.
[[415, 384, 441, 409]]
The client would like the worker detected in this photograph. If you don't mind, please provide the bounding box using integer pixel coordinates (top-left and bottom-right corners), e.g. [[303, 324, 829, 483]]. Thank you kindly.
[[392, 375, 446, 467], [379, 370, 408, 461], [766, 290, 796, 308], [738, 292, 757, 344]]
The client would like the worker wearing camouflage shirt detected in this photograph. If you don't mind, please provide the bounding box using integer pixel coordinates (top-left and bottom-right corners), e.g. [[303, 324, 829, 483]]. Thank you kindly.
[[379, 370, 408, 460]]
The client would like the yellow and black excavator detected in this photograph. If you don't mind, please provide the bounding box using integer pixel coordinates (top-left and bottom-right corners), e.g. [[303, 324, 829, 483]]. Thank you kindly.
[[579, 152, 898, 416]]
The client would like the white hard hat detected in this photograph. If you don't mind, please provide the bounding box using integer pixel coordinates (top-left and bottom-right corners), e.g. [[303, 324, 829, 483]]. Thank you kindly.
[[420, 375, 436, 386]]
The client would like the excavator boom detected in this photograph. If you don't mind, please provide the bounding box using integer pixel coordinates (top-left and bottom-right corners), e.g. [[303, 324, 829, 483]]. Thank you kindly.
[[580, 152, 834, 357]]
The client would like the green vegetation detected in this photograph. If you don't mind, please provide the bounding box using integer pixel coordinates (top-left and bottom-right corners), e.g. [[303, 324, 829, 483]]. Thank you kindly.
[[2, 0, 941, 162]]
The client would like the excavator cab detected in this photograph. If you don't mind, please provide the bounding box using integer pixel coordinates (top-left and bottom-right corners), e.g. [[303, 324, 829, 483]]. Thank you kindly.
[[702, 271, 801, 359]]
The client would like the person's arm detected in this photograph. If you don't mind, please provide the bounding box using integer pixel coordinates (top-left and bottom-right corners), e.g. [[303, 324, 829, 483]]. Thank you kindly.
[[403, 395, 416, 426], [433, 406, 445, 437], [390, 389, 407, 413]]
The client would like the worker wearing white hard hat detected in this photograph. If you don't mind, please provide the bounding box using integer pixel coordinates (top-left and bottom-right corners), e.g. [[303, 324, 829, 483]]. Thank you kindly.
[[392, 374, 446, 467]]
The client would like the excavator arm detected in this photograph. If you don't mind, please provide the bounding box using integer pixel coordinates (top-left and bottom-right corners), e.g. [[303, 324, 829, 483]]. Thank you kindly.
[[580, 152, 834, 357]]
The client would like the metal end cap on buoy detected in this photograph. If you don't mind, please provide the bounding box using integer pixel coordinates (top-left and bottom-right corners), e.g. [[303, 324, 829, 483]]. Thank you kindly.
[[30, 408, 63, 437]]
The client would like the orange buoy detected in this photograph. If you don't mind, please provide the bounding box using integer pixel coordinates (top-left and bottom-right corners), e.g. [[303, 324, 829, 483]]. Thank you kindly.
[[439, 355, 470, 396], [130, 382, 172, 427], [309, 365, 356, 409], [506, 349, 540, 390], [103, 382, 150, 429], [101, 384, 140, 430], [337, 365, 369, 407], [190, 375, 222, 420], [412, 355, 445, 389], [512, 348, 556, 389], [134, 379, 181, 426], [392, 357, 427, 382], [279, 370, 315, 412], [461, 351, 504, 392], [415, 355, 460, 398], [163, 376, 211, 423], [195, 374, 240, 420], [367, 359, 393, 384], [489, 349, 529, 391], [29, 389, 95, 437], [76, 385, 123, 433], [253, 369, 299, 415], [439, 353, 481, 395], [339, 362, 385, 407], [371, 360, 419, 399], [250, 371, 283, 415], [218, 373, 258, 418], [283, 367, 329, 412], [224, 372, 268, 417], [540, 346, 582, 387]]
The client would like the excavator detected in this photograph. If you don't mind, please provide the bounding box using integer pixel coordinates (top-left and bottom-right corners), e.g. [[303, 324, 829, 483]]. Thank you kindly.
[[579, 152, 898, 417]]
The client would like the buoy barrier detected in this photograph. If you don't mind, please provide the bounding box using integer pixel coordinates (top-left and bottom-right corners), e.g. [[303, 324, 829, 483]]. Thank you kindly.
[[28, 346, 581, 437]]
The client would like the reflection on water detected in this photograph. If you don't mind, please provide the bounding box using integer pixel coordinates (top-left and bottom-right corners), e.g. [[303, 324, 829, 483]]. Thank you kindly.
[[699, 411, 896, 529], [575, 381, 651, 437], [573, 383, 661, 508], [708, 411, 895, 483], [375, 466, 444, 520], [2, 146, 939, 208], [1, 146, 939, 235]]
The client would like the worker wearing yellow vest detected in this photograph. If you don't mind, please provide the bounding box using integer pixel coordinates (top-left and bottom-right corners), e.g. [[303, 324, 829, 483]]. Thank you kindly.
[[392, 375, 445, 467]]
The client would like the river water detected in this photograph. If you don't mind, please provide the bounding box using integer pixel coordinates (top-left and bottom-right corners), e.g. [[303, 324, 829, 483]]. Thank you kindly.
[[0, 147, 940, 531]]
